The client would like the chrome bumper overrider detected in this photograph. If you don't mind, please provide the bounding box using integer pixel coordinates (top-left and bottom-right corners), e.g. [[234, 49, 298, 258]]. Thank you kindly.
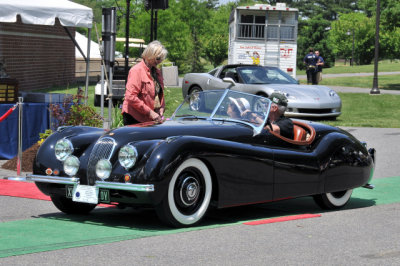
[[6, 174, 155, 192]]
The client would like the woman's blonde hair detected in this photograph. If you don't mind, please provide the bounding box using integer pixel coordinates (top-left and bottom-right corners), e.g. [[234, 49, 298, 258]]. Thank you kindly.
[[142, 40, 168, 61]]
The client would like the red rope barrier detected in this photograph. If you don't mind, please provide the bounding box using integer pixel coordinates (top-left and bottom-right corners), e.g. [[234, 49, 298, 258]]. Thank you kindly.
[[0, 104, 17, 122]]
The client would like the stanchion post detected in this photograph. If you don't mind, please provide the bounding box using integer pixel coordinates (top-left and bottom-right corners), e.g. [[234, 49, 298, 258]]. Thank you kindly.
[[17, 97, 23, 176]]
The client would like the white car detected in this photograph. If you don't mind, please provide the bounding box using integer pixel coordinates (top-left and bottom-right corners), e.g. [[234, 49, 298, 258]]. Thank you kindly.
[[182, 64, 341, 118]]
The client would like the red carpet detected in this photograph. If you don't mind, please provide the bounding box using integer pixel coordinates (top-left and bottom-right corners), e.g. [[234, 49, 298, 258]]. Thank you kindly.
[[0, 179, 50, 201], [243, 213, 321, 225], [0, 179, 113, 207]]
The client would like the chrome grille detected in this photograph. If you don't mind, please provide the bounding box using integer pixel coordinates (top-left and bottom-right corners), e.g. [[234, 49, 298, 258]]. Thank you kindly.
[[87, 137, 116, 184]]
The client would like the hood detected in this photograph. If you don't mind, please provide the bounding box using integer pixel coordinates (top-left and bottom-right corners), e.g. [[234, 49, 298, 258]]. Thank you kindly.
[[250, 84, 340, 107], [264, 84, 335, 98], [104, 120, 255, 144]]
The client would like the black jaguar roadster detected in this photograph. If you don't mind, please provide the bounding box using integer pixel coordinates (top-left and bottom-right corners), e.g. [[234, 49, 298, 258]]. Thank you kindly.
[[14, 89, 375, 227]]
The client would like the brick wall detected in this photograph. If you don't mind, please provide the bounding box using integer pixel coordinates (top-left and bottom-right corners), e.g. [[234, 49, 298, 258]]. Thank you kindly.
[[0, 17, 75, 91]]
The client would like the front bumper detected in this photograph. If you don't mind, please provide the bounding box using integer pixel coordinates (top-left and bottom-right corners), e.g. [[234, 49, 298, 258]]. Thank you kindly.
[[285, 110, 341, 118], [6, 174, 155, 192]]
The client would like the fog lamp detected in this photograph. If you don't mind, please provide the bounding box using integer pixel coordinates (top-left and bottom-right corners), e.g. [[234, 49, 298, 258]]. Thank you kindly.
[[63, 155, 80, 176], [96, 159, 112, 180]]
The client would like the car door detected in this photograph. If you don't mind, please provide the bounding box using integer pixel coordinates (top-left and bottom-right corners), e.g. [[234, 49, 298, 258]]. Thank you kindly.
[[265, 133, 322, 200], [205, 66, 236, 90]]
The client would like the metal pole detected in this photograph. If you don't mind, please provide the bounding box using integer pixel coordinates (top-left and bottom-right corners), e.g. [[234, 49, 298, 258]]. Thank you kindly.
[[370, 0, 381, 94], [154, 10, 158, 40], [351, 30, 355, 66], [150, 6, 154, 41], [17, 97, 23, 176], [84, 28, 92, 104], [100, 64, 105, 118], [108, 67, 113, 130], [125, 0, 130, 79]]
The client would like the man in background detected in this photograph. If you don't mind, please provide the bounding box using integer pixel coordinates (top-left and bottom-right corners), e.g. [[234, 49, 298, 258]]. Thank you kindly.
[[303, 48, 318, 85], [315, 50, 324, 84]]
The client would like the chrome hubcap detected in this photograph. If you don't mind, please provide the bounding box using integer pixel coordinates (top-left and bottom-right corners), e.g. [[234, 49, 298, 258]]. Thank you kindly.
[[180, 176, 200, 206]]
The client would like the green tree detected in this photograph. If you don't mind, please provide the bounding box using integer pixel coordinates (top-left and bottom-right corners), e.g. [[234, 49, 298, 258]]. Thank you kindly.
[[297, 15, 334, 69], [156, 7, 194, 72], [72, 0, 115, 40], [358, 0, 400, 60], [201, 4, 232, 67], [289, 0, 357, 20], [328, 12, 375, 65]]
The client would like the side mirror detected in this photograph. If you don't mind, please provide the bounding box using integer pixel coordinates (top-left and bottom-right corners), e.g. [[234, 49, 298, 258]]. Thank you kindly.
[[222, 77, 236, 87]]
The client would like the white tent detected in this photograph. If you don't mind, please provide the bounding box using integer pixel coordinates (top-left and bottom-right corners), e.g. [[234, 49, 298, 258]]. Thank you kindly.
[[0, 0, 92, 27], [0, 0, 94, 102], [75, 32, 101, 58]]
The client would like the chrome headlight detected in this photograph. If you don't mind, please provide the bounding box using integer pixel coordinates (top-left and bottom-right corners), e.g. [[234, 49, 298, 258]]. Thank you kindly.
[[329, 90, 337, 97], [55, 139, 74, 161], [96, 159, 112, 180], [63, 155, 80, 176], [118, 144, 138, 170]]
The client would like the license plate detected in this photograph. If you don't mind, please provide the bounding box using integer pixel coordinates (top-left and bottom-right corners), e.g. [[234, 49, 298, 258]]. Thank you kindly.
[[99, 189, 110, 203], [72, 185, 99, 204], [66, 185, 74, 198]]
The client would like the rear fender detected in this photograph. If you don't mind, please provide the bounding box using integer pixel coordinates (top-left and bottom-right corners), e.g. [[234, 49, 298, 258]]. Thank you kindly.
[[314, 132, 373, 193]]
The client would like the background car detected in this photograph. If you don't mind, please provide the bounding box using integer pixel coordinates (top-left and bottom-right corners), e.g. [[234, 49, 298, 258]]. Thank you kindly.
[[11, 90, 374, 228], [182, 64, 342, 118]]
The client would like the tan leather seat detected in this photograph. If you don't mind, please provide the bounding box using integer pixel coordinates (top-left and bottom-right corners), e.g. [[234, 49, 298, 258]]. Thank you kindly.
[[268, 120, 316, 145], [293, 125, 307, 141]]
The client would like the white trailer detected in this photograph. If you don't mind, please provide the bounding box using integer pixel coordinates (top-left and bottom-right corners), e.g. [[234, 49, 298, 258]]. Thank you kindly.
[[228, 3, 298, 77]]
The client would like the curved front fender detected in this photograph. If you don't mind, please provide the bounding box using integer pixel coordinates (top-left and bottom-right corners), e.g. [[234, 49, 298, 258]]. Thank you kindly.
[[140, 135, 274, 206]]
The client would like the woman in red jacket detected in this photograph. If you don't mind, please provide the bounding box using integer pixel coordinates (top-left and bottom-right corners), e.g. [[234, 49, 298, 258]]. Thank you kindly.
[[122, 40, 168, 125]]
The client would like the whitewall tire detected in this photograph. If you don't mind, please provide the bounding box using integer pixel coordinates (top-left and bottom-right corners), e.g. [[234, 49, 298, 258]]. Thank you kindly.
[[313, 189, 353, 209], [156, 158, 212, 227]]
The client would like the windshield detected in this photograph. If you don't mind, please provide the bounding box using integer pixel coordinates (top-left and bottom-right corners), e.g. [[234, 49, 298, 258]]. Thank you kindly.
[[238, 66, 298, 85], [172, 90, 271, 135]]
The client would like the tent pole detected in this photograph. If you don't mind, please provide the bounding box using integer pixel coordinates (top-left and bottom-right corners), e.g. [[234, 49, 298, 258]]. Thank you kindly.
[[84, 28, 92, 105], [63, 27, 87, 61]]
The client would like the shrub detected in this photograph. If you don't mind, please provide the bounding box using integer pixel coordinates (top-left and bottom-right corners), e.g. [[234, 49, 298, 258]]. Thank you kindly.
[[37, 129, 53, 146], [49, 89, 103, 129]]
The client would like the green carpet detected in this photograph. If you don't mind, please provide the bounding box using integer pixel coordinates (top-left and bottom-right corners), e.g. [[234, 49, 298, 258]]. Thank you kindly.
[[1, 176, 399, 258]]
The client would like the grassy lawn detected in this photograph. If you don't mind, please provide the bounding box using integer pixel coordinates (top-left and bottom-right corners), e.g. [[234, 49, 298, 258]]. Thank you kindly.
[[164, 87, 183, 117], [299, 75, 400, 90], [318, 93, 400, 128], [296, 60, 400, 75], [321, 75, 400, 90]]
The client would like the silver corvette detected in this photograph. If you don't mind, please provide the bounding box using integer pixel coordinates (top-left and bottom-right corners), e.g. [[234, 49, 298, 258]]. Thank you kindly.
[[182, 64, 341, 118]]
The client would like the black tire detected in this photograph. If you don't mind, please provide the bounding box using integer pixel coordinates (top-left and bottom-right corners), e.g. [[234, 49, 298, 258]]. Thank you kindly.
[[155, 158, 212, 227], [313, 189, 353, 210], [189, 86, 202, 96], [94, 94, 100, 107], [188, 86, 203, 111], [256, 92, 268, 99], [51, 195, 97, 214]]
